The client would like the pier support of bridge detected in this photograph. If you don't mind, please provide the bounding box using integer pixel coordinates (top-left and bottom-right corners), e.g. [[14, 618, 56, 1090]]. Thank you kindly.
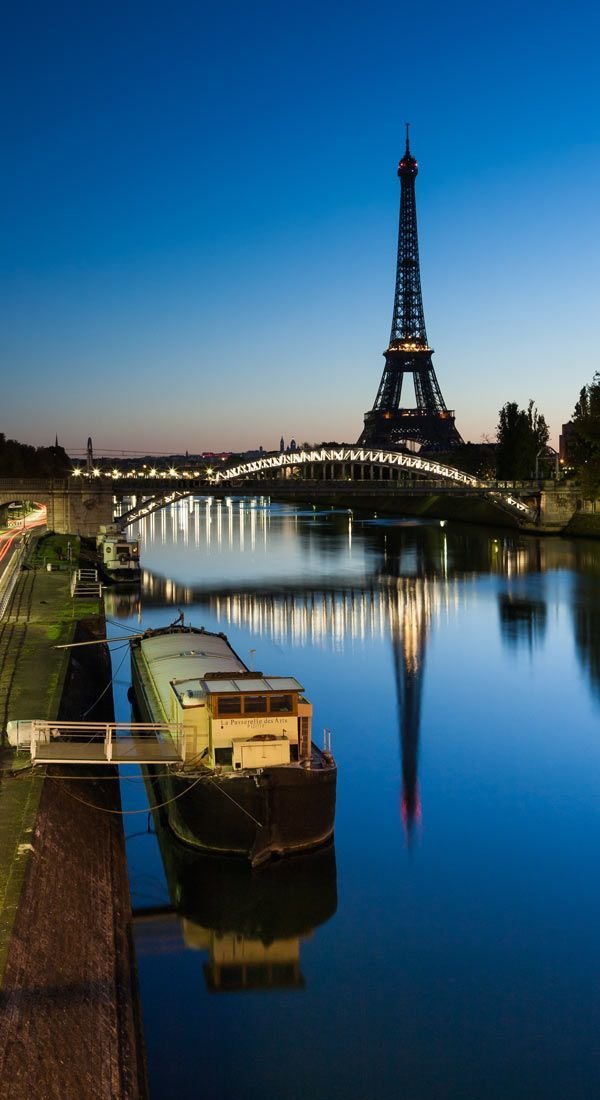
[[0, 481, 114, 536], [230, 478, 583, 532], [536, 485, 580, 530], [46, 483, 114, 536]]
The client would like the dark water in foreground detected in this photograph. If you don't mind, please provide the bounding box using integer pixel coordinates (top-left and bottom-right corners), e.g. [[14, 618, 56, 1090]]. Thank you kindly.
[[109, 500, 600, 1100]]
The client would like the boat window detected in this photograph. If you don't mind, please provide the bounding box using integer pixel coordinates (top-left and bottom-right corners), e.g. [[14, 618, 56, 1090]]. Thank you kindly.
[[217, 695, 241, 716], [243, 695, 267, 715], [269, 694, 293, 714]]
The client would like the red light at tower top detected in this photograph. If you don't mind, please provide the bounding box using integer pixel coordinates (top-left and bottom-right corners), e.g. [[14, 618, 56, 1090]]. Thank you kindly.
[[398, 120, 418, 177], [398, 155, 418, 177], [401, 785, 422, 835]]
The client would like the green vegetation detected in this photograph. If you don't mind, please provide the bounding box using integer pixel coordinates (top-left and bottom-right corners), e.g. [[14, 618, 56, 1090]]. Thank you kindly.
[[438, 404, 550, 482], [432, 443, 497, 479], [0, 433, 70, 477], [571, 374, 600, 498], [0, 533, 104, 976], [29, 533, 79, 568], [0, 768, 44, 980], [496, 400, 549, 480]]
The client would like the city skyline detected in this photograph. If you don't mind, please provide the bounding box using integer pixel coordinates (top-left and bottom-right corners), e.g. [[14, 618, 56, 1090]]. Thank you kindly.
[[2, 0, 599, 452]]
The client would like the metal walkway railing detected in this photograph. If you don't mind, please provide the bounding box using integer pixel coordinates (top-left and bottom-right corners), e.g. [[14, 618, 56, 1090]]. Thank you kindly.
[[70, 568, 103, 599], [7, 720, 185, 765]]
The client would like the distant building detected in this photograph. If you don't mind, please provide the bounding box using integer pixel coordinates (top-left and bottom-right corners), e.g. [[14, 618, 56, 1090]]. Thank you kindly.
[[559, 421, 576, 467]]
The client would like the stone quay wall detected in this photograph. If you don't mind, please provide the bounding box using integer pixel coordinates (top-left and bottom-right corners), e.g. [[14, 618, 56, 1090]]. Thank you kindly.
[[0, 550, 147, 1099]]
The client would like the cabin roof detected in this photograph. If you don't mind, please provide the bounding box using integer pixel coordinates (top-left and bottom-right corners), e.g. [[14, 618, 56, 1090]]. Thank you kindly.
[[138, 632, 305, 712], [140, 630, 247, 714], [200, 677, 304, 694], [141, 633, 245, 673]]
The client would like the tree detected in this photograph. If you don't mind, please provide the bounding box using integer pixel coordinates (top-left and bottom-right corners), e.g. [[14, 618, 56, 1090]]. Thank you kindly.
[[571, 374, 600, 497], [496, 400, 549, 480], [0, 434, 70, 477]]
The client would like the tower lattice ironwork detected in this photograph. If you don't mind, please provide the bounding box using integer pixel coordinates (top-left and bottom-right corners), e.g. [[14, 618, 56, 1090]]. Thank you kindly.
[[358, 128, 462, 451]]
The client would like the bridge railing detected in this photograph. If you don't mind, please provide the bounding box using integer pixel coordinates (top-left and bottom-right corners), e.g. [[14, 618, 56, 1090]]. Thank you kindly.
[[0, 535, 29, 618]]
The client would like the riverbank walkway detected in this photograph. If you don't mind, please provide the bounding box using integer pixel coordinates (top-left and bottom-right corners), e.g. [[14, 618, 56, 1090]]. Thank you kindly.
[[0, 534, 146, 1100], [0, 538, 88, 978]]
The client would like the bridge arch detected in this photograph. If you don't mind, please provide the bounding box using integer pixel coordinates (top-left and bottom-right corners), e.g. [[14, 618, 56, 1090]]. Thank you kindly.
[[0, 498, 47, 529], [214, 447, 485, 488], [0, 480, 114, 536], [213, 447, 536, 523], [116, 447, 536, 526]]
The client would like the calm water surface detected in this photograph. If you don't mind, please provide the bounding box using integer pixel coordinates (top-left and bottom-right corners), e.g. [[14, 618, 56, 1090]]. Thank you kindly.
[[109, 499, 600, 1100]]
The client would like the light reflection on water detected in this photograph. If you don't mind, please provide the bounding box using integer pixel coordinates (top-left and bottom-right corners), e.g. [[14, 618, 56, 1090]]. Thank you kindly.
[[112, 500, 600, 1100]]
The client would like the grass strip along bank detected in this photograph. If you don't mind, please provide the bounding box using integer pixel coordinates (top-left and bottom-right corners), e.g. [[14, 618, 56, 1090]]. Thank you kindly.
[[0, 533, 103, 980]]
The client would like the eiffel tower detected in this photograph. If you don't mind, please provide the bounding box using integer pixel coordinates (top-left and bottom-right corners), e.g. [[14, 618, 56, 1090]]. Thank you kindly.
[[358, 127, 462, 452]]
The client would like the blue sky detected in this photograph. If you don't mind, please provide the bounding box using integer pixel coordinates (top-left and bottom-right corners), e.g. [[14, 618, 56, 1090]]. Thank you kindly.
[[1, 0, 599, 453]]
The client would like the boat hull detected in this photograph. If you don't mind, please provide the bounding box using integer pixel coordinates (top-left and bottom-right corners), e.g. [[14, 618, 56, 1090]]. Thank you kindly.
[[131, 629, 336, 863], [145, 768, 338, 935], [145, 761, 336, 863]]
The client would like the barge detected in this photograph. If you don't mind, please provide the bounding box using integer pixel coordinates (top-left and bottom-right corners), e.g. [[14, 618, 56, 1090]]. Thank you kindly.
[[96, 525, 140, 578], [130, 623, 336, 865]]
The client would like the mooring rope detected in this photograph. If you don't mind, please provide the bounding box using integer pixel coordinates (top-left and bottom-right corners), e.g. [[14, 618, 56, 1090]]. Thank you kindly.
[[81, 642, 130, 718], [207, 776, 264, 828], [49, 772, 206, 815]]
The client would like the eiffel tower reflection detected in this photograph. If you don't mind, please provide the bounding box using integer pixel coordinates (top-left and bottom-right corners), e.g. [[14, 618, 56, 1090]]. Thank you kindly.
[[389, 578, 428, 835], [108, 524, 455, 839], [108, 499, 580, 834]]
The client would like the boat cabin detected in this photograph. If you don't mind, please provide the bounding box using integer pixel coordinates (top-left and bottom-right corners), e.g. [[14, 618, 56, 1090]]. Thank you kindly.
[[136, 631, 313, 769], [169, 675, 312, 768], [96, 524, 140, 572]]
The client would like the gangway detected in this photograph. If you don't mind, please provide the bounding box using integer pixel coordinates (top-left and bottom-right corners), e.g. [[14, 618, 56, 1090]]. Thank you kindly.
[[6, 720, 185, 765]]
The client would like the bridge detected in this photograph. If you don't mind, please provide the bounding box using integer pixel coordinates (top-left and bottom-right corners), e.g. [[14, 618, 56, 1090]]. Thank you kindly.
[[0, 446, 579, 535], [7, 720, 186, 765]]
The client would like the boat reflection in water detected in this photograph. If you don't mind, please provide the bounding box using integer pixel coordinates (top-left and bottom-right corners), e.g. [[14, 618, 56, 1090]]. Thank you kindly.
[[136, 769, 337, 993], [113, 506, 600, 853]]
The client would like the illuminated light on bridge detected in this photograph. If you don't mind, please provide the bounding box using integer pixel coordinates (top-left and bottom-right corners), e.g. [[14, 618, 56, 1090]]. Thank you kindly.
[[68, 445, 538, 526], [70, 446, 486, 491], [212, 447, 487, 489]]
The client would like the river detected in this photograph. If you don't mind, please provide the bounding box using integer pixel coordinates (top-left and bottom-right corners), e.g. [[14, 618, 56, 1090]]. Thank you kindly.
[[107, 498, 600, 1100]]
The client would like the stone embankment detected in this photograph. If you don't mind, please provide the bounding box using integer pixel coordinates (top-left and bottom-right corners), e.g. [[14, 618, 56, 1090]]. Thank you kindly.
[[0, 535, 146, 1100], [563, 512, 600, 538], [232, 478, 588, 532]]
